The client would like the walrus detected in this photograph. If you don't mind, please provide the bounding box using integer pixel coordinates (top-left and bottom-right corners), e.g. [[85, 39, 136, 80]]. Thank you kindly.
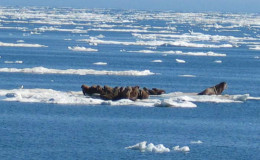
[[143, 87, 165, 95], [129, 86, 140, 101], [81, 84, 104, 96], [198, 82, 227, 95], [121, 86, 132, 99], [100, 86, 120, 100], [138, 89, 150, 99], [82, 84, 165, 101]]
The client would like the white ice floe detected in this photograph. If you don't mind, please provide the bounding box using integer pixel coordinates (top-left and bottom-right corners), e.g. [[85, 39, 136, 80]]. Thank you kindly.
[[214, 60, 222, 63], [4, 61, 23, 64], [249, 45, 260, 50], [126, 50, 226, 57], [176, 59, 186, 63], [173, 146, 190, 152], [0, 41, 47, 48], [160, 92, 251, 103], [190, 140, 203, 144], [0, 89, 257, 107], [155, 98, 197, 108], [93, 62, 107, 65], [68, 46, 98, 52], [151, 60, 162, 63], [125, 141, 170, 153], [178, 75, 196, 78], [0, 66, 155, 76], [80, 38, 233, 49], [16, 40, 25, 43]]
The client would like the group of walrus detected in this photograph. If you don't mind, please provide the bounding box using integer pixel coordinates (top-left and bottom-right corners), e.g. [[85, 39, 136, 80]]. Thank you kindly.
[[81, 82, 227, 101]]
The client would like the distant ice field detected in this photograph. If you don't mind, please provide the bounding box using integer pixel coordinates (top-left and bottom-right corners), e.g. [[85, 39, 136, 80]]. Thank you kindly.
[[0, 7, 259, 160]]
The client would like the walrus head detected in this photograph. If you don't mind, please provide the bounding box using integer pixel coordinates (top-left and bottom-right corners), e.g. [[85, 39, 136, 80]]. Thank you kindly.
[[215, 82, 227, 95], [81, 84, 90, 95]]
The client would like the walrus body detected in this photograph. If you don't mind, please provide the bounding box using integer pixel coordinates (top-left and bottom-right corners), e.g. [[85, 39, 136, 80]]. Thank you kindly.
[[198, 82, 227, 95], [81, 84, 165, 101]]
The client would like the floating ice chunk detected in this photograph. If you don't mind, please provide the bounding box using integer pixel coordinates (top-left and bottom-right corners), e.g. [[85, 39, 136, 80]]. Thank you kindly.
[[148, 144, 170, 153], [0, 41, 47, 47], [249, 45, 260, 50], [68, 46, 98, 52], [16, 40, 24, 43], [125, 141, 170, 153], [96, 34, 105, 38], [126, 50, 226, 57], [173, 146, 190, 152], [176, 59, 186, 63], [151, 60, 162, 63], [4, 61, 23, 64], [93, 62, 107, 65], [214, 60, 222, 63], [190, 140, 203, 144], [155, 98, 197, 108], [125, 141, 147, 151], [231, 94, 249, 101], [178, 75, 196, 78]]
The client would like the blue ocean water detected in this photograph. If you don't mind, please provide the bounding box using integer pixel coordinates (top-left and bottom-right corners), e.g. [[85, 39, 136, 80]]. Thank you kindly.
[[0, 7, 259, 159]]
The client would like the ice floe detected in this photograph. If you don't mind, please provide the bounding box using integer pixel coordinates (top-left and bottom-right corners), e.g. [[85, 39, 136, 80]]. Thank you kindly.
[[178, 75, 196, 78], [80, 38, 233, 48], [4, 61, 23, 64], [151, 60, 162, 63], [173, 146, 190, 152], [125, 141, 170, 153], [126, 50, 226, 57], [68, 46, 98, 52], [0, 66, 154, 76], [0, 88, 257, 107], [214, 60, 222, 63], [0, 41, 47, 48], [249, 45, 260, 50], [190, 140, 203, 144], [93, 62, 107, 65], [176, 59, 186, 63], [125, 141, 191, 153]]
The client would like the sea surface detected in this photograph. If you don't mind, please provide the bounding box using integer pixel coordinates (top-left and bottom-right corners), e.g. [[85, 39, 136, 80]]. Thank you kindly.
[[0, 7, 259, 159]]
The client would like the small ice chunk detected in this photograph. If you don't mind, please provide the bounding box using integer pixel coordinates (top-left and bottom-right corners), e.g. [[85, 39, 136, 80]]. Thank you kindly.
[[93, 62, 107, 65], [173, 145, 190, 152], [190, 140, 203, 144], [151, 60, 162, 63], [214, 60, 222, 63], [176, 59, 186, 63]]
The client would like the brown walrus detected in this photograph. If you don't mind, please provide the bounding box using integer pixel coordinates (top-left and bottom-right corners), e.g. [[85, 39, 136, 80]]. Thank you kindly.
[[143, 87, 165, 95], [100, 86, 120, 100], [198, 82, 227, 95], [81, 84, 165, 101], [129, 86, 140, 101], [81, 84, 103, 95], [121, 86, 132, 99], [138, 89, 150, 99]]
